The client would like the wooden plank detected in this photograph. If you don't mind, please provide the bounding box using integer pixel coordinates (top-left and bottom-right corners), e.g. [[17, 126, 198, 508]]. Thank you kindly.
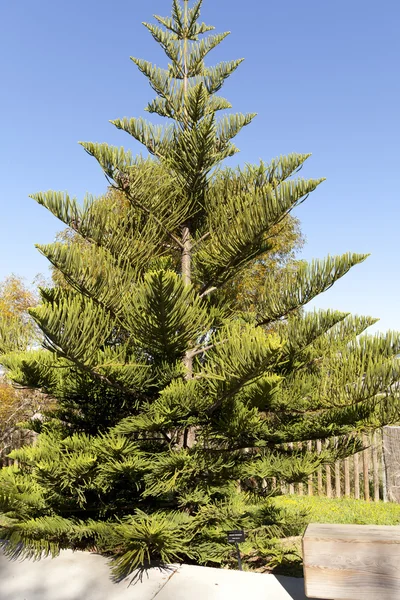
[[382, 428, 388, 502], [344, 457, 350, 497], [288, 442, 294, 494], [335, 461, 341, 498], [303, 523, 400, 600], [372, 431, 380, 502], [383, 426, 400, 502], [334, 438, 341, 498], [363, 433, 370, 502], [316, 439, 323, 496], [308, 440, 313, 496], [325, 439, 332, 498], [305, 522, 400, 542], [298, 441, 304, 495], [354, 452, 360, 499]]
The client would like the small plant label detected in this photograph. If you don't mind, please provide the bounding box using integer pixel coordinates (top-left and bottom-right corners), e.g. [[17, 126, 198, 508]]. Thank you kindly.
[[227, 530, 245, 570], [227, 530, 245, 544]]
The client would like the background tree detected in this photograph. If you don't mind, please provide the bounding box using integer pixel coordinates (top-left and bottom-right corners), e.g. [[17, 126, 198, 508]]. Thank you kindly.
[[0, 274, 39, 353], [1, 0, 399, 577], [0, 274, 37, 320], [0, 275, 47, 461]]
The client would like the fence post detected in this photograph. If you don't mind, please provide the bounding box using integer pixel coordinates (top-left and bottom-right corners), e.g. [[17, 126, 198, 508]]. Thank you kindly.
[[316, 440, 323, 496], [382, 426, 400, 502], [354, 452, 360, 500], [326, 439, 332, 498], [382, 428, 388, 502], [288, 442, 295, 494], [334, 437, 341, 498], [297, 442, 304, 496], [372, 431, 380, 502], [298, 442, 304, 495], [363, 433, 370, 502], [308, 440, 313, 496], [344, 457, 350, 497]]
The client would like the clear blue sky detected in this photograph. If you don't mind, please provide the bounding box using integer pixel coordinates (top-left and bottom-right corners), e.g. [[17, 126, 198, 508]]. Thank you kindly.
[[0, 0, 399, 333]]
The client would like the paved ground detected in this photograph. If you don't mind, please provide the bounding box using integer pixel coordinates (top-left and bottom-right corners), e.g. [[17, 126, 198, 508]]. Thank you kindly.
[[0, 549, 318, 599]]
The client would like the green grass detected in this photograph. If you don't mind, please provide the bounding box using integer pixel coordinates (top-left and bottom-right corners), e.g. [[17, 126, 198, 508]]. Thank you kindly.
[[274, 494, 400, 526]]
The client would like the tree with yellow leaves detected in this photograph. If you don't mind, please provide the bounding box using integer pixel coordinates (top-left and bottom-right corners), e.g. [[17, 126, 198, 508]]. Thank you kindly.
[[0, 275, 43, 462], [0, 275, 37, 320]]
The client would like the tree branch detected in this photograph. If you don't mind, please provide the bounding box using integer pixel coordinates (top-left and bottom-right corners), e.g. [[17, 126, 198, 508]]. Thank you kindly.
[[193, 231, 211, 246], [116, 178, 184, 250], [199, 286, 217, 298]]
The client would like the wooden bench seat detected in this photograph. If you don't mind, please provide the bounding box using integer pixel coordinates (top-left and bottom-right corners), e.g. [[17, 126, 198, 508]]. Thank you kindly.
[[303, 523, 400, 599]]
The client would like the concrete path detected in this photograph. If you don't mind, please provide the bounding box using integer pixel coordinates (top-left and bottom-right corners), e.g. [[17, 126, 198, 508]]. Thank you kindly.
[[0, 549, 317, 599]]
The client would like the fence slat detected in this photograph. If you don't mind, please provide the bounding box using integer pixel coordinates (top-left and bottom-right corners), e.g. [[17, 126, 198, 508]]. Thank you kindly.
[[316, 440, 323, 495], [289, 442, 295, 494], [298, 441, 304, 495], [326, 467, 332, 498], [354, 452, 360, 500], [372, 431, 380, 502], [382, 428, 388, 502], [344, 457, 350, 497], [326, 439, 332, 498], [308, 440, 313, 496], [382, 426, 400, 502], [363, 433, 370, 502], [334, 438, 341, 498]]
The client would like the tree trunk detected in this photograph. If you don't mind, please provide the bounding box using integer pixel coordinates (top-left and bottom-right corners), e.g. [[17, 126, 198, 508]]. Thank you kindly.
[[180, 3, 193, 449], [182, 225, 193, 381], [181, 225, 196, 447], [181, 226, 192, 287]]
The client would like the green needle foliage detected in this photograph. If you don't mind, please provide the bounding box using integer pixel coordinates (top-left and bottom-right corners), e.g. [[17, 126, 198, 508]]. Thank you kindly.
[[1, 0, 400, 577]]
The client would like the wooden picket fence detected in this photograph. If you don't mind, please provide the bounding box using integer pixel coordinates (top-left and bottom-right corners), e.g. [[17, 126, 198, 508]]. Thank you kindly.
[[275, 432, 387, 502]]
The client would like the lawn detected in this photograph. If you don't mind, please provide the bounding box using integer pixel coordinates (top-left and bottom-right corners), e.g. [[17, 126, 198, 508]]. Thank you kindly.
[[274, 494, 400, 526]]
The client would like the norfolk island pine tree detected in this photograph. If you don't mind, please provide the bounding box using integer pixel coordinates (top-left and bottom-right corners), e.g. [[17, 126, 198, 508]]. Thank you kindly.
[[1, 0, 400, 578]]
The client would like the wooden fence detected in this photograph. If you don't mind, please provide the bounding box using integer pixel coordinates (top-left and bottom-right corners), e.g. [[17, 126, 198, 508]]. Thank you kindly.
[[275, 431, 387, 502]]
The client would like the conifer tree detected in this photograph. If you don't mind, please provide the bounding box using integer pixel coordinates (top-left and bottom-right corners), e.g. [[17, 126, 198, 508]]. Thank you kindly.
[[1, 0, 400, 577]]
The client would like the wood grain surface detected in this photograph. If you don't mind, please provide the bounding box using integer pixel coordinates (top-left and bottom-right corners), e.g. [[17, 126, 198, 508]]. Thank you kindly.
[[303, 523, 400, 600]]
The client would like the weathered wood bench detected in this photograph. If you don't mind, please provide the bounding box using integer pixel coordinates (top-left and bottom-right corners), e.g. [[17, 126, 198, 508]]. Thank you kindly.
[[303, 523, 400, 600]]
